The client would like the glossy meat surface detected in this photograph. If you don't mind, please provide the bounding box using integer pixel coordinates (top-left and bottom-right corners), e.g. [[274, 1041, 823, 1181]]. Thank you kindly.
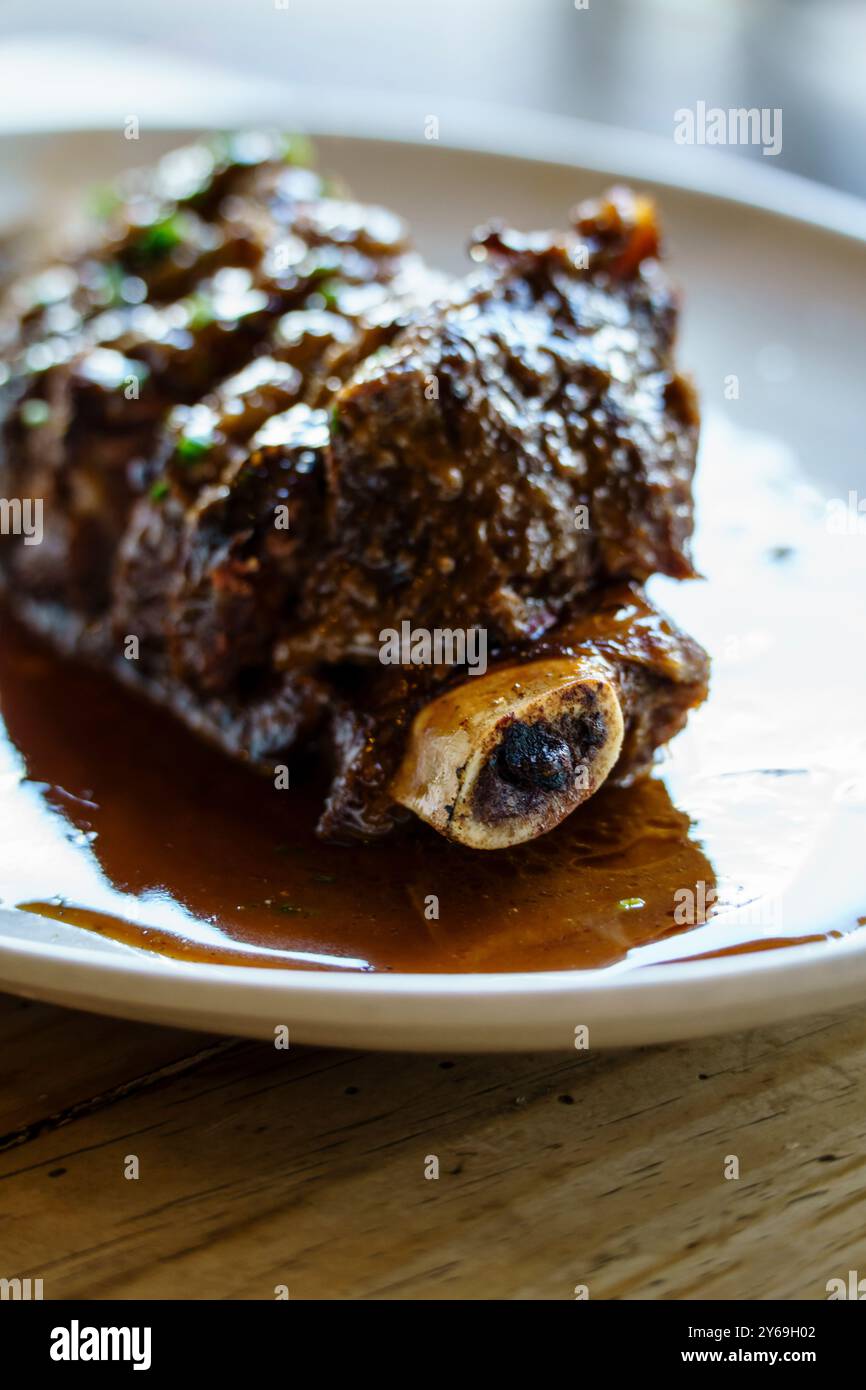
[[311, 193, 699, 662], [0, 137, 707, 844]]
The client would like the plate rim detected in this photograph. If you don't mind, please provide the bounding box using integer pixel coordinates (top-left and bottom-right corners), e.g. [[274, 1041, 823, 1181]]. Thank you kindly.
[[1, 913, 866, 997], [4, 96, 866, 244]]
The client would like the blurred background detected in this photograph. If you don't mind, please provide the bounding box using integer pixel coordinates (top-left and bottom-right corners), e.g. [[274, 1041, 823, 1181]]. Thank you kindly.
[[0, 0, 864, 197]]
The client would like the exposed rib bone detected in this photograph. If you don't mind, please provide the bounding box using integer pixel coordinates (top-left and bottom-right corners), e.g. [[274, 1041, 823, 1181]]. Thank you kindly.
[[392, 657, 624, 849]]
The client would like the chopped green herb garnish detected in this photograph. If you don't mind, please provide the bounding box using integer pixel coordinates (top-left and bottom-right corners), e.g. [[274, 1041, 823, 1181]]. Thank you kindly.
[[277, 903, 307, 916], [184, 291, 215, 332], [20, 399, 50, 428], [175, 431, 213, 463], [317, 278, 343, 311], [132, 213, 188, 263], [87, 183, 123, 222], [95, 261, 127, 307], [149, 478, 170, 501], [307, 257, 342, 283], [313, 874, 337, 885], [281, 132, 315, 168], [206, 131, 236, 164], [207, 131, 264, 169], [618, 897, 645, 911]]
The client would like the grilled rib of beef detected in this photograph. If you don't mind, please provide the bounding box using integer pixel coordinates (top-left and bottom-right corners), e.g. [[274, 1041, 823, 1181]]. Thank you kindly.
[[0, 136, 708, 846]]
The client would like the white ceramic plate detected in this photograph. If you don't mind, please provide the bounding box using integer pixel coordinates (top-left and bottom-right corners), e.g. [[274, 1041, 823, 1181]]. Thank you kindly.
[[1, 110, 865, 1050]]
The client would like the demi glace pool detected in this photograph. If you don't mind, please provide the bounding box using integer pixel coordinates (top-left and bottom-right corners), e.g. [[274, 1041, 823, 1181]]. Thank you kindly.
[[0, 417, 864, 972]]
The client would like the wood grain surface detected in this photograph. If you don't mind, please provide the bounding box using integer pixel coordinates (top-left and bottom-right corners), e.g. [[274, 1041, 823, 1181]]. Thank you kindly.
[[1, 991, 865, 1301]]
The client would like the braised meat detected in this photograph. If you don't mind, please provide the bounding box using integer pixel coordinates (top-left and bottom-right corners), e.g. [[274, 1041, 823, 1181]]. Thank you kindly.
[[306, 192, 699, 664], [0, 132, 440, 617], [0, 135, 708, 849]]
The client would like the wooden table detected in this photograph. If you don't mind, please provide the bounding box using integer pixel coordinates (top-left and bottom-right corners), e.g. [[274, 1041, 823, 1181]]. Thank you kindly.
[[2, 991, 864, 1300]]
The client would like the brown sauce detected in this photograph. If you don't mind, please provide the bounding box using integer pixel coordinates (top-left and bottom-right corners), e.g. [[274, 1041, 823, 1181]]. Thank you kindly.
[[0, 416, 863, 973], [0, 612, 719, 972]]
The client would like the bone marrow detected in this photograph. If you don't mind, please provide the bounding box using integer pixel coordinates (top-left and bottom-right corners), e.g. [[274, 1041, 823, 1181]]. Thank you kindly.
[[0, 134, 708, 850]]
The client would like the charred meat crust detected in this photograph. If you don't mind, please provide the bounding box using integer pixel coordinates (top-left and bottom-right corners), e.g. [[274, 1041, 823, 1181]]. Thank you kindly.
[[495, 719, 579, 794], [475, 704, 609, 825]]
